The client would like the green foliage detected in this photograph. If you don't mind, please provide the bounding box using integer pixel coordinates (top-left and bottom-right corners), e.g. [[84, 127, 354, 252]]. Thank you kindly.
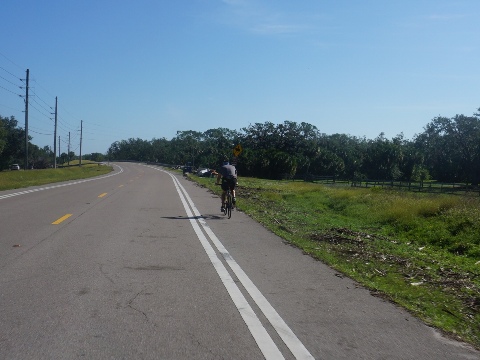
[[104, 108, 480, 184], [369, 194, 480, 256], [416, 112, 480, 185], [6, 106, 480, 184], [0, 118, 6, 156], [0, 115, 26, 170], [377, 194, 459, 223], [83, 152, 106, 162]]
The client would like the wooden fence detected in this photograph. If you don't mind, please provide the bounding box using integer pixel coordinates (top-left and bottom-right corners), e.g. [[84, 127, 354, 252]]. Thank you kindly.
[[350, 179, 480, 196], [281, 173, 480, 196], [282, 173, 349, 184]]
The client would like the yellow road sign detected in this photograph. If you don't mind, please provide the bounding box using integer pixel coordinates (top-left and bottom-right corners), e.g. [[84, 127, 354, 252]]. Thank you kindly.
[[233, 144, 243, 157]]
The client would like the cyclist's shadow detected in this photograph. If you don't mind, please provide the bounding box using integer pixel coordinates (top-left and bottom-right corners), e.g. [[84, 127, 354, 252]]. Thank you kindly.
[[161, 214, 225, 220]]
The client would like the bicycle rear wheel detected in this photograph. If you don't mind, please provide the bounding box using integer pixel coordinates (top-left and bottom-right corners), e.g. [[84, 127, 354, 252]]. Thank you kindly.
[[226, 192, 232, 219]]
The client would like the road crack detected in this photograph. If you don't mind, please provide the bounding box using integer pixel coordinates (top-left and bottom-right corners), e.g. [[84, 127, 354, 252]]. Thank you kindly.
[[127, 290, 149, 321]]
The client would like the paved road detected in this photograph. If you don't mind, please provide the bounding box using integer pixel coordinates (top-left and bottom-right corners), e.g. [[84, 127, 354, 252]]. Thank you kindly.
[[0, 163, 478, 359]]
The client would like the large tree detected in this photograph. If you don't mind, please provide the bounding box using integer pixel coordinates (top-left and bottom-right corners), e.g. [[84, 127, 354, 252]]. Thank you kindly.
[[416, 110, 480, 185], [0, 115, 27, 170]]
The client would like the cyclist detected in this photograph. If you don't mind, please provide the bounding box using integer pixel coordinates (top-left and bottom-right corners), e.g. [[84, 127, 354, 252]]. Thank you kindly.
[[216, 159, 237, 212]]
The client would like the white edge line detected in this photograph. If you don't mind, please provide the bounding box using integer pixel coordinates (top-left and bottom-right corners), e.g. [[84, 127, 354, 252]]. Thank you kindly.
[[164, 167, 315, 360], [167, 170, 285, 360]]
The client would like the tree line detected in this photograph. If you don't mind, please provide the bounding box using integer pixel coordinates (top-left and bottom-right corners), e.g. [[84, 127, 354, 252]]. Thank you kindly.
[[106, 108, 480, 186], [0, 115, 105, 170], [2, 108, 480, 186]]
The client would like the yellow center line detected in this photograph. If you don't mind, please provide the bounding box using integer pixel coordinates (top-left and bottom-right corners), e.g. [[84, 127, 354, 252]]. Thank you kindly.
[[118, 185, 124, 188], [98, 193, 108, 198], [52, 214, 73, 225]]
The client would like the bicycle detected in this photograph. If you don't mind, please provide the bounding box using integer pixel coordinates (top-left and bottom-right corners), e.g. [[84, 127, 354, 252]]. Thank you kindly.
[[216, 183, 234, 219]]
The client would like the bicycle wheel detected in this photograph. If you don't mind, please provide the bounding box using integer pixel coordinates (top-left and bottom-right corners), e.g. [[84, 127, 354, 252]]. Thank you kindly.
[[226, 192, 232, 219]]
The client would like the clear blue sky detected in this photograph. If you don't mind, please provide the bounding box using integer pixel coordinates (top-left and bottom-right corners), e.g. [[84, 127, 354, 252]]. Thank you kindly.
[[1, 0, 479, 155]]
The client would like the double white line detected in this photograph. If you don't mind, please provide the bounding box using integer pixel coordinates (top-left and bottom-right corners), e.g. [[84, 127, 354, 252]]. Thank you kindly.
[[163, 168, 315, 360]]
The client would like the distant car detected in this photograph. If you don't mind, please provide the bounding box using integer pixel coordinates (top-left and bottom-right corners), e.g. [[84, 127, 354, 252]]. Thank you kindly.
[[10, 164, 20, 170], [197, 168, 210, 177]]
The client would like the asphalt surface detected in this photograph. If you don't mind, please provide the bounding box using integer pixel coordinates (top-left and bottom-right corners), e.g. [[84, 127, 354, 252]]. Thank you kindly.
[[0, 162, 478, 359]]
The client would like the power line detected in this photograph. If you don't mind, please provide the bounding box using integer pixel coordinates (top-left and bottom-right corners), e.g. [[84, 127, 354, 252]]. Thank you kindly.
[[0, 84, 22, 97], [0, 74, 21, 88], [31, 78, 55, 99], [29, 128, 53, 136], [28, 81, 82, 137], [31, 89, 54, 110], [30, 97, 54, 118], [56, 116, 78, 131], [58, 104, 82, 123], [0, 65, 21, 79], [1, 57, 113, 155], [29, 101, 52, 120], [28, 114, 53, 125], [56, 124, 73, 134], [10, 68, 80, 135], [29, 124, 52, 132], [0, 102, 23, 114], [0, 52, 24, 71]]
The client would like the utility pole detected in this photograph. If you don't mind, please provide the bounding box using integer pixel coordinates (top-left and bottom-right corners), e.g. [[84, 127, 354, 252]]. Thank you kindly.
[[58, 135, 61, 165], [24, 69, 29, 170], [53, 97, 58, 168], [79, 120, 83, 166], [68, 132, 70, 166]]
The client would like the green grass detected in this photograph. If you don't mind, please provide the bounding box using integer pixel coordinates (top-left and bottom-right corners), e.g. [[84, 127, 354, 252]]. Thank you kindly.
[[191, 174, 480, 349], [0, 162, 113, 190]]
